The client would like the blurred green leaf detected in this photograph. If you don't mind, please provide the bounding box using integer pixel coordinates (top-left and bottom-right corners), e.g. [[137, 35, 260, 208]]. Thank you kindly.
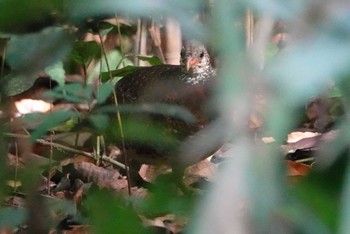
[[141, 174, 195, 216], [138, 55, 163, 66], [293, 151, 349, 231], [339, 159, 350, 233], [88, 114, 110, 131], [268, 36, 350, 104], [46, 198, 76, 219], [69, 0, 200, 20], [7, 27, 72, 74], [96, 82, 114, 104], [45, 61, 66, 86], [280, 200, 331, 233], [0, 0, 63, 33], [89, 49, 133, 82], [68, 0, 206, 38], [69, 41, 101, 67], [99, 21, 137, 36], [95, 103, 196, 124], [328, 86, 342, 98], [99, 26, 113, 38], [86, 188, 149, 234], [3, 73, 38, 96], [265, 43, 280, 62], [92, 21, 115, 37], [0, 207, 27, 227], [249, 0, 304, 20], [106, 118, 179, 152], [84, 20, 137, 36], [44, 83, 94, 103], [101, 65, 141, 82], [30, 110, 79, 141], [294, 182, 339, 231], [51, 118, 77, 132]]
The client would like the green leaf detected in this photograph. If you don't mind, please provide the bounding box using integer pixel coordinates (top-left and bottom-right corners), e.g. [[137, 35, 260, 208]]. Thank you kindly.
[[0, 0, 63, 33], [95, 103, 196, 124], [88, 114, 110, 130], [69, 41, 101, 67], [138, 55, 163, 66], [328, 86, 342, 98], [101, 65, 142, 82], [68, 0, 204, 38], [30, 110, 79, 141], [7, 27, 72, 74], [45, 61, 66, 86], [51, 118, 77, 132], [265, 43, 280, 62], [44, 83, 94, 103], [89, 49, 133, 82], [86, 188, 148, 234], [3, 73, 38, 96], [96, 82, 114, 104], [141, 174, 195, 216], [106, 118, 179, 156], [340, 159, 350, 233], [91, 21, 136, 37], [0, 207, 27, 227], [268, 36, 350, 104], [98, 23, 114, 37]]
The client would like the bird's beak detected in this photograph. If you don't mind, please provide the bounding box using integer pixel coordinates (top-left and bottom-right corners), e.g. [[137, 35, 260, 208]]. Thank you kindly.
[[186, 57, 199, 71]]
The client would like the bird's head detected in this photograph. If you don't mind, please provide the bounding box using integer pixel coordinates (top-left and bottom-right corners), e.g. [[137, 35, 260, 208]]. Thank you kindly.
[[180, 40, 212, 75]]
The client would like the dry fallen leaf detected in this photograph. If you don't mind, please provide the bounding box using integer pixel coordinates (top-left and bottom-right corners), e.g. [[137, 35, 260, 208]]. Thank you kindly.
[[286, 160, 311, 177], [287, 131, 320, 143], [74, 161, 126, 190]]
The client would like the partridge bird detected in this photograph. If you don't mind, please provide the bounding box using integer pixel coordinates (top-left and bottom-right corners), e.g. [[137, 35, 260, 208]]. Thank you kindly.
[[113, 40, 218, 175]]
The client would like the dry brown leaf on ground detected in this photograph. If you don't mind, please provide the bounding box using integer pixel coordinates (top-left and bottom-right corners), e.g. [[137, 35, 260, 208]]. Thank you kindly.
[[142, 213, 187, 234], [184, 158, 216, 187], [287, 160, 311, 177], [138, 164, 171, 182], [74, 161, 127, 191], [287, 131, 320, 143], [282, 130, 337, 154]]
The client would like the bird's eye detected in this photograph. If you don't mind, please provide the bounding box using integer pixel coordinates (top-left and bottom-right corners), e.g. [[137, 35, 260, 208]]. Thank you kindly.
[[199, 52, 205, 58]]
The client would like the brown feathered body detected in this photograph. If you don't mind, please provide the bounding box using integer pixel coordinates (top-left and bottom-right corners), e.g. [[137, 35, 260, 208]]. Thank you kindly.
[[114, 41, 217, 166]]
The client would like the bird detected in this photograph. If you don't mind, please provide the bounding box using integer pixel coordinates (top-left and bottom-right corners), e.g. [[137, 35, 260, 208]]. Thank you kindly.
[[111, 40, 219, 181]]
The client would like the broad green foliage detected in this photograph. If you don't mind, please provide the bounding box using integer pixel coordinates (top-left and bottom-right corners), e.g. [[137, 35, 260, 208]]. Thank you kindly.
[[100, 65, 142, 82], [138, 55, 163, 66], [45, 83, 94, 103], [4, 27, 72, 95], [45, 61, 66, 86], [86, 188, 149, 234], [7, 27, 72, 73], [0, 0, 64, 33], [0, 208, 27, 228], [28, 110, 79, 141], [68, 0, 205, 37], [89, 49, 133, 82], [3, 73, 38, 96], [69, 41, 101, 68]]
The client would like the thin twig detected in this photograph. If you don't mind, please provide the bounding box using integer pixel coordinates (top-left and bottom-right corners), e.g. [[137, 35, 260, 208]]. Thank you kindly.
[[245, 8, 254, 50], [4, 133, 126, 169], [38, 139, 126, 169], [111, 16, 132, 195], [97, 25, 131, 194], [1, 40, 7, 77], [14, 141, 19, 193]]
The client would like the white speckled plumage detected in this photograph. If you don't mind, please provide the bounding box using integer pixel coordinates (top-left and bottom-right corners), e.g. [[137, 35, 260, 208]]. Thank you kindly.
[[180, 40, 216, 85]]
